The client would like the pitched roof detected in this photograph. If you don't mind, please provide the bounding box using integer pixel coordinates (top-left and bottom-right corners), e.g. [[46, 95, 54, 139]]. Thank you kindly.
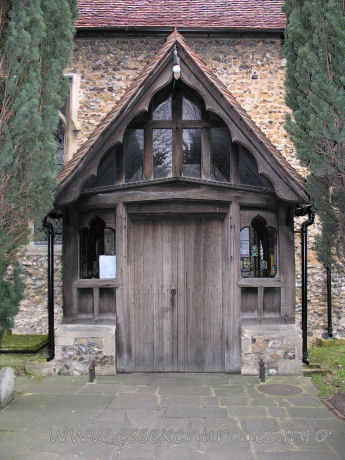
[[76, 0, 285, 31], [56, 30, 305, 200]]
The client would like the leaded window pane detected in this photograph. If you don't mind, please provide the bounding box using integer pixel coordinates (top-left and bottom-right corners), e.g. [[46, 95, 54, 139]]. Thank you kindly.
[[210, 127, 231, 182], [239, 147, 273, 189], [83, 148, 116, 189], [153, 129, 173, 179], [124, 129, 144, 183], [153, 96, 172, 120], [182, 97, 201, 120], [182, 129, 201, 178]]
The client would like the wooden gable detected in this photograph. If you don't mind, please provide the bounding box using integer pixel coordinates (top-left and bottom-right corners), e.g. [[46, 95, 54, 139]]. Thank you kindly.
[[54, 30, 308, 206]]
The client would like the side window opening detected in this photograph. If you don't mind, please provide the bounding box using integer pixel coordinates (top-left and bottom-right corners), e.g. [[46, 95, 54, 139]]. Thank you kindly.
[[240, 216, 277, 278], [79, 217, 116, 279]]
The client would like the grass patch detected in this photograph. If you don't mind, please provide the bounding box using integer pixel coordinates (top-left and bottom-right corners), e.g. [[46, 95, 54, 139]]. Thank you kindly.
[[0, 333, 48, 353], [309, 340, 345, 398]]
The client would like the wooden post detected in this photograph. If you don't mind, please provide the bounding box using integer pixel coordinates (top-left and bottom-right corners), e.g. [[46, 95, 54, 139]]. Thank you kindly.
[[226, 201, 241, 372]]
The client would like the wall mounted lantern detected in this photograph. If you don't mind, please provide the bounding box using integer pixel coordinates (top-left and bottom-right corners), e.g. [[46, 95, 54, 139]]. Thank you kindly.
[[173, 45, 181, 79]]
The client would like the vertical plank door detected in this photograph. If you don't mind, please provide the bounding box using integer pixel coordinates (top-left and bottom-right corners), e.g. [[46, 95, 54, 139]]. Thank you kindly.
[[123, 215, 225, 372]]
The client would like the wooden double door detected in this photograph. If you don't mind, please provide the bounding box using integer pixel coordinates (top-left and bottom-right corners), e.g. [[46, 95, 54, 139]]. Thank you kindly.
[[123, 214, 226, 372]]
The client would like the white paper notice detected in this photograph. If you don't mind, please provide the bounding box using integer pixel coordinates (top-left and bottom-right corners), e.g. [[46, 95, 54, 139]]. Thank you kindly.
[[240, 240, 250, 257], [99, 255, 116, 279]]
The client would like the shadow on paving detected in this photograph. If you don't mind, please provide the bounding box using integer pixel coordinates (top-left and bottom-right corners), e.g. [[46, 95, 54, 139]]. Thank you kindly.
[[0, 373, 344, 460]]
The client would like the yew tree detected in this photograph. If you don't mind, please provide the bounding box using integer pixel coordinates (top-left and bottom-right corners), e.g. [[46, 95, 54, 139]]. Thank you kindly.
[[284, 0, 345, 267], [0, 0, 77, 337]]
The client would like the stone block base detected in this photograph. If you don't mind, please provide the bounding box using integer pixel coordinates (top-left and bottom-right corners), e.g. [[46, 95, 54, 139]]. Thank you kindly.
[[241, 324, 302, 376], [25, 361, 58, 376], [55, 324, 116, 375]]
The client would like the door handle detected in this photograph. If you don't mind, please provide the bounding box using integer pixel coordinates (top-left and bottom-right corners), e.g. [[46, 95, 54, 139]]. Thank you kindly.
[[171, 286, 177, 296]]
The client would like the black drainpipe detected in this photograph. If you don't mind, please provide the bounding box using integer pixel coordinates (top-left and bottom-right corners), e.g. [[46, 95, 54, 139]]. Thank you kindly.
[[295, 206, 315, 365], [42, 214, 55, 361], [326, 266, 333, 337]]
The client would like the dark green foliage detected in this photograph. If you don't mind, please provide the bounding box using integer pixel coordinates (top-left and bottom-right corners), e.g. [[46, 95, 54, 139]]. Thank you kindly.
[[0, 264, 24, 333], [0, 0, 77, 335], [284, 0, 345, 267]]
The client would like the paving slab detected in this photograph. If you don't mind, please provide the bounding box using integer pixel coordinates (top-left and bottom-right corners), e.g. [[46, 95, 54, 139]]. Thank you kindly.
[[108, 393, 158, 409], [165, 407, 228, 419], [287, 406, 335, 419], [226, 406, 270, 417], [158, 395, 203, 408], [78, 383, 143, 394], [237, 417, 282, 434], [255, 450, 336, 460], [0, 374, 344, 459], [159, 385, 212, 396], [285, 396, 325, 407], [249, 398, 280, 406], [267, 406, 288, 417], [126, 409, 166, 428], [158, 418, 204, 431]]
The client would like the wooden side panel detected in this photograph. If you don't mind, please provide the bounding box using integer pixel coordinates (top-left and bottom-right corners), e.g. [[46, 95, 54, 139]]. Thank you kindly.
[[99, 288, 116, 315], [153, 219, 164, 370], [263, 287, 281, 315], [133, 219, 145, 370], [78, 288, 93, 315], [160, 221, 174, 371], [205, 218, 224, 372], [176, 220, 186, 371], [241, 287, 258, 316], [183, 219, 204, 371]]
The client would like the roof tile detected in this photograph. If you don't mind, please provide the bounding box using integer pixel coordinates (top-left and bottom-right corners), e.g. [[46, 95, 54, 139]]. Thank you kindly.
[[76, 1, 285, 30]]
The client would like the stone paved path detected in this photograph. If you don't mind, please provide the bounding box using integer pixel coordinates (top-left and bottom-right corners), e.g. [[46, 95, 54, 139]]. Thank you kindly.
[[0, 373, 344, 459]]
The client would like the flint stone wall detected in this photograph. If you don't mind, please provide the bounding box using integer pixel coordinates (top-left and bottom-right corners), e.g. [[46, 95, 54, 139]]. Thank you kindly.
[[55, 324, 116, 376], [241, 324, 302, 375], [12, 246, 63, 335]]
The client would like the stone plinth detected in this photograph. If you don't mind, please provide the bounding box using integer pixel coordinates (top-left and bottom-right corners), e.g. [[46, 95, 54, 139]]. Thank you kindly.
[[55, 324, 116, 375], [241, 324, 302, 376], [25, 361, 58, 376]]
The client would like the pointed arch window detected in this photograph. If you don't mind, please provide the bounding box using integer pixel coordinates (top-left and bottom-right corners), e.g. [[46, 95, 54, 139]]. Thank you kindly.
[[81, 82, 277, 193], [123, 81, 232, 183]]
